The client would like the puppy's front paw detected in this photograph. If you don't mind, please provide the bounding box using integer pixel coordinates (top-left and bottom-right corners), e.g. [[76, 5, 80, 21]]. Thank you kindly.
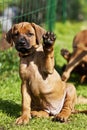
[[43, 32, 56, 48], [16, 115, 29, 125], [53, 113, 68, 123]]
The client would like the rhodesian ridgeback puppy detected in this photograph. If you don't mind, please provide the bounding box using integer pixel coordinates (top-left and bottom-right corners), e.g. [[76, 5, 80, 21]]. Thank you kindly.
[[6, 22, 77, 125]]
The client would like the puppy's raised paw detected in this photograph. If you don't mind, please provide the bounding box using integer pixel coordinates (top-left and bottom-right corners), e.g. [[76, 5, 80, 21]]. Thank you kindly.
[[43, 32, 56, 48]]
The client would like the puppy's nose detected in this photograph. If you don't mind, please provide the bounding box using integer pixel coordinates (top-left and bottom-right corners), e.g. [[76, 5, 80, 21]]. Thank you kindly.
[[19, 37, 26, 44]]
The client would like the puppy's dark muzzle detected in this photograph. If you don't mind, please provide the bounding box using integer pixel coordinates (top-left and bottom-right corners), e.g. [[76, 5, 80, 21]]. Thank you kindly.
[[18, 37, 27, 45], [15, 37, 30, 53]]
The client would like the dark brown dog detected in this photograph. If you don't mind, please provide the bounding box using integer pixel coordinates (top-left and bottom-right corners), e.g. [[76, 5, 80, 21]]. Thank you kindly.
[[61, 30, 87, 82], [6, 22, 77, 125]]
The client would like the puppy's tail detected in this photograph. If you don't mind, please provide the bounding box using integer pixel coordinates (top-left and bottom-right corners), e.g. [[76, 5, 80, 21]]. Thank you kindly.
[[72, 110, 87, 114]]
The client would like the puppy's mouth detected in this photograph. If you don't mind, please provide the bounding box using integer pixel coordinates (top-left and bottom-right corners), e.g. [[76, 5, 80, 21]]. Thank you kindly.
[[15, 41, 31, 54], [15, 45, 30, 53]]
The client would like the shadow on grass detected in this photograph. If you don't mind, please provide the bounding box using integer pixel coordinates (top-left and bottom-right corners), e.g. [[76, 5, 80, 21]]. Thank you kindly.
[[0, 98, 21, 118]]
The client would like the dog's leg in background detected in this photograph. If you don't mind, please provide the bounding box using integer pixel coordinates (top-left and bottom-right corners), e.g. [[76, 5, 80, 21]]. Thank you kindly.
[[16, 81, 31, 125], [43, 32, 56, 74], [61, 49, 71, 62], [62, 50, 87, 81]]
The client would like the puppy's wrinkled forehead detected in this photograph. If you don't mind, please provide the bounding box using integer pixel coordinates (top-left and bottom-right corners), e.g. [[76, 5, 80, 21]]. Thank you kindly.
[[13, 22, 35, 34], [6, 22, 46, 45]]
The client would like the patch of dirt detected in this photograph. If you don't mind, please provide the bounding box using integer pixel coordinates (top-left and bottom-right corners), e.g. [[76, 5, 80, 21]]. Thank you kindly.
[[0, 33, 10, 50], [0, 38, 11, 50]]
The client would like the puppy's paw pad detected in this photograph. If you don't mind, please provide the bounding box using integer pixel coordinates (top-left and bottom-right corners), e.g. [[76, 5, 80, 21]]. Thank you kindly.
[[43, 32, 56, 46]]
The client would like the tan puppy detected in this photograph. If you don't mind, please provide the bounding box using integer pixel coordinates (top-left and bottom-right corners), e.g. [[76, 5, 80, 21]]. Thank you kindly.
[[6, 22, 77, 125], [61, 30, 87, 82]]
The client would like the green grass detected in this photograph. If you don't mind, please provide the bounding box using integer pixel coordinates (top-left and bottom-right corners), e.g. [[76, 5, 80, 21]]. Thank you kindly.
[[0, 21, 87, 130]]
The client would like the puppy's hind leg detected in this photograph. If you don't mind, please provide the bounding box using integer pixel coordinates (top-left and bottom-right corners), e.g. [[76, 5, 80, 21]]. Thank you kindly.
[[31, 110, 49, 118], [53, 83, 77, 122]]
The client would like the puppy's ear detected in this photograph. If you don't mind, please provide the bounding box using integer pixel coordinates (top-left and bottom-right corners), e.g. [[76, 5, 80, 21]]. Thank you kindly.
[[31, 23, 46, 44], [5, 28, 13, 46]]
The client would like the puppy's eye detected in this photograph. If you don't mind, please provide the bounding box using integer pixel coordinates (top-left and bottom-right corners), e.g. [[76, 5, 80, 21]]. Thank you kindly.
[[26, 32, 34, 37], [13, 32, 19, 37]]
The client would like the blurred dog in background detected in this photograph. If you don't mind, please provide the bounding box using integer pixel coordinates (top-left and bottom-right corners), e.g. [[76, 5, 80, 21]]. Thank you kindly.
[[61, 30, 87, 83]]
